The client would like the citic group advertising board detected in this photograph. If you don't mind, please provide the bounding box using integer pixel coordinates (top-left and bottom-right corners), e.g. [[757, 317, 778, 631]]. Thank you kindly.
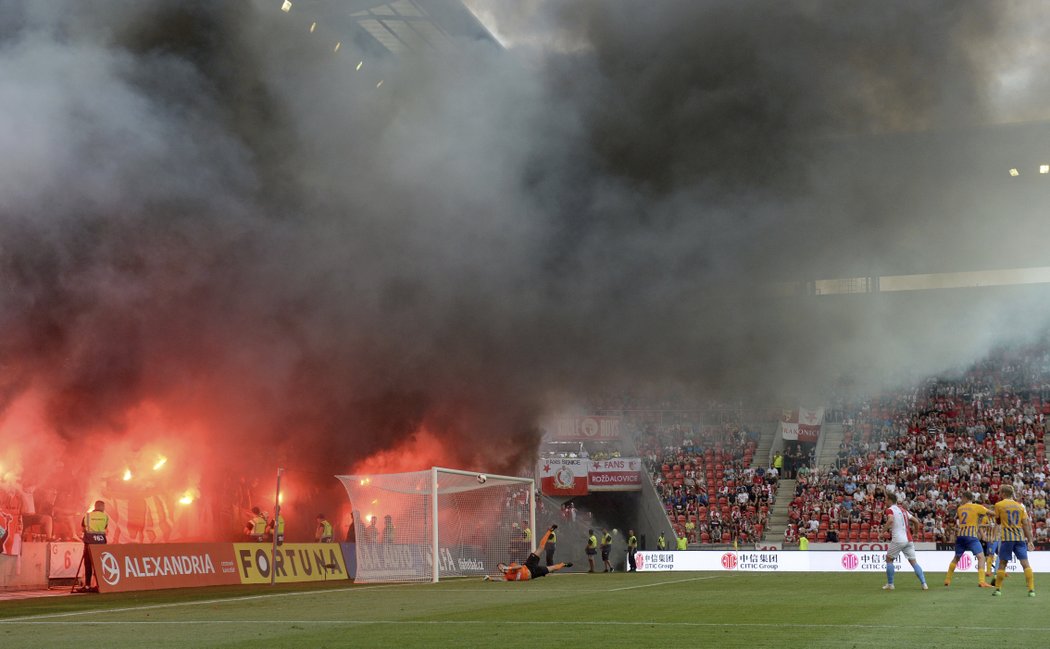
[[635, 551, 1050, 573]]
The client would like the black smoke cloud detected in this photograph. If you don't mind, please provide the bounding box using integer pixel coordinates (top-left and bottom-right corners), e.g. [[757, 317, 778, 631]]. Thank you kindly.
[[1, 0, 1049, 478]]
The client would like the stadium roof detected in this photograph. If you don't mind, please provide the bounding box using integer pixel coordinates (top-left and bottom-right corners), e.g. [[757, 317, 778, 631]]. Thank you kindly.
[[285, 0, 500, 55]]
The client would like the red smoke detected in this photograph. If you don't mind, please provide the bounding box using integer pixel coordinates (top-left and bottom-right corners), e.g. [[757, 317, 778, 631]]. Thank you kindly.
[[350, 426, 477, 476]]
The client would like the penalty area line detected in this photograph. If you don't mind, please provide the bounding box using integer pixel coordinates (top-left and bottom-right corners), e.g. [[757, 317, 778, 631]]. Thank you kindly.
[[607, 575, 719, 592]]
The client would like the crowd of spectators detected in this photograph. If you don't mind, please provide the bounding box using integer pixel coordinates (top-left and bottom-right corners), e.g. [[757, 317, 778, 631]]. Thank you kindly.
[[540, 442, 624, 460], [639, 422, 775, 545], [788, 344, 1050, 546]]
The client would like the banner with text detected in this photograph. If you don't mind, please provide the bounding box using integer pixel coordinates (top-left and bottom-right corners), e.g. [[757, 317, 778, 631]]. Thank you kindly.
[[0, 493, 21, 556], [550, 416, 622, 442], [798, 406, 824, 443], [538, 458, 588, 496], [587, 458, 642, 492], [48, 542, 84, 579], [89, 543, 240, 593]]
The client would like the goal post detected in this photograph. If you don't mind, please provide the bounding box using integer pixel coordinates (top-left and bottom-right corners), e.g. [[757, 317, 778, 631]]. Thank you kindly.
[[336, 467, 535, 583]]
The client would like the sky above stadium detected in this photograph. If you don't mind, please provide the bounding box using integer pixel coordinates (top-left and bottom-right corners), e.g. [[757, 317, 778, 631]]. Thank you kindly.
[[2, 0, 1050, 496]]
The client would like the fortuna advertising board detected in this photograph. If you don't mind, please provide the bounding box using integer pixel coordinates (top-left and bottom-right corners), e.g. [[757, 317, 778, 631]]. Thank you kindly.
[[233, 543, 348, 584], [635, 550, 1050, 573]]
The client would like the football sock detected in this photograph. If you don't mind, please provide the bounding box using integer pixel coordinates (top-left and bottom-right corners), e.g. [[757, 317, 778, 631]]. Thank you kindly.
[[886, 562, 895, 585], [946, 560, 957, 585], [1025, 566, 1034, 592], [996, 568, 1007, 589], [913, 564, 926, 585]]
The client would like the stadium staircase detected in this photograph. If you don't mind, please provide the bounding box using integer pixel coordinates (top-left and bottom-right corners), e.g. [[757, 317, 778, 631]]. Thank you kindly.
[[764, 479, 795, 545], [750, 421, 778, 469], [815, 423, 845, 467]]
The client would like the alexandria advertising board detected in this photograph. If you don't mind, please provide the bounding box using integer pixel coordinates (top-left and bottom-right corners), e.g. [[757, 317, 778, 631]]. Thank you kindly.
[[89, 543, 241, 593], [635, 551, 1050, 573], [89, 543, 353, 593]]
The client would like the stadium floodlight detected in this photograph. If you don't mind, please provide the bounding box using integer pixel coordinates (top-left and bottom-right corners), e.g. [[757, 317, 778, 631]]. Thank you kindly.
[[281, 1, 292, 12], [1040, 164, 1049, 174], [337, 467, 535, 583], [1009, 168, 1020, 177]]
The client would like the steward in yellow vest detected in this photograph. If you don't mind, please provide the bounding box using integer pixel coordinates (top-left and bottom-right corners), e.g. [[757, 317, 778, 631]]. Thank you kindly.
[[316, 514, 334, 542], [246, 507, 267, 541], [81, 501, 109, 591]]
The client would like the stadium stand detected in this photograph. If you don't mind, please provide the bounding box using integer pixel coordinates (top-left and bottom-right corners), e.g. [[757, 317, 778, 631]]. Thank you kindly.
[[792, 344, 1050, 545], [639, 422, 775, 545]]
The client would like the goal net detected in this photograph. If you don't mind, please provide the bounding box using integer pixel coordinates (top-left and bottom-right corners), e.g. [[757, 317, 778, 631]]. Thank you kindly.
[[336, 467, 535, 583]]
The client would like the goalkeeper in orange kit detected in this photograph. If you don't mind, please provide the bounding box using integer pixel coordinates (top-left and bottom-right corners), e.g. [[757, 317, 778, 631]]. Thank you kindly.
[[492, 525, 572, 581]]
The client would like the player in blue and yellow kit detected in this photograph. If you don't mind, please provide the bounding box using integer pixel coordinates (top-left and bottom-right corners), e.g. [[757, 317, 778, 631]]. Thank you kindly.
[[980, 513, 1000, 585], [944, 492, 993, 588], [991, 485, 1035, 597]]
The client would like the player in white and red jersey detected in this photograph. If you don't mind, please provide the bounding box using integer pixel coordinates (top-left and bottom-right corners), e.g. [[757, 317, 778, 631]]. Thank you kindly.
[[881, 490, 928, 591]]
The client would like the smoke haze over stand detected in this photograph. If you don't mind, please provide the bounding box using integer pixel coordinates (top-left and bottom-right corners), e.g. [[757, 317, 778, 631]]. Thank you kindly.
[[1, 0, 1050, 534]]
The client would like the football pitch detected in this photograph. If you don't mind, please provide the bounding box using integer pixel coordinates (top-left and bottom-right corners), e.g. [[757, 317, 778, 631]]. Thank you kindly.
[[1, 571, 1046, 649]]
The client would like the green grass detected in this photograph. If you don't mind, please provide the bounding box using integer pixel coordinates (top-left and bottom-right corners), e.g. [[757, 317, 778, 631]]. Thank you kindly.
[[1, 571, 1047, 649]]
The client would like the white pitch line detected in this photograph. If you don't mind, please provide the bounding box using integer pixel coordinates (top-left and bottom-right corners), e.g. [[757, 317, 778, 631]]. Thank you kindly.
[[5, 620, 1050, 632], [0, 580, 607, 624], [0, 582, 415, 624], [608, 575, 719, 591]]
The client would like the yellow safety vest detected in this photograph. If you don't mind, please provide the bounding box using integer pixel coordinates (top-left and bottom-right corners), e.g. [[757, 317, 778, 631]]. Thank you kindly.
[[251, 515, 267, 536], [318, 520, 333, 540], [549, 530, 557, 544], [799, 537, 809, 551], [274, 515, 285, 535], [676, 536, 687, 550], [84, 511, 109, 533], [627, 535, 637, 549], [657, 535, 667, 550]]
